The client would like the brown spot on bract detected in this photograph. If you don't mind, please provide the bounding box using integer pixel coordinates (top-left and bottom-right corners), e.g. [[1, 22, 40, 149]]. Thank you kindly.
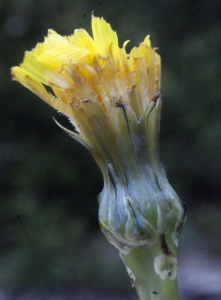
[[152, 91, 161, 103]]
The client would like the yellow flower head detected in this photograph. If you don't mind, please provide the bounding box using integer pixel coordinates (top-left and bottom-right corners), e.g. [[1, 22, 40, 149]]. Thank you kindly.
[[11, 16, 185, 264], [11, 15, 161, 175]]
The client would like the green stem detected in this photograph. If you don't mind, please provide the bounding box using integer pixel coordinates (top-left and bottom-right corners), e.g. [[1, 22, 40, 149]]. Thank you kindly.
[[120, 242, 180, 300]]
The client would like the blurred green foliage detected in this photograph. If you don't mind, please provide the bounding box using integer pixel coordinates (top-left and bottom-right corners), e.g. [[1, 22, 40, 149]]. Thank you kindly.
[[1, 0, 221, 297]]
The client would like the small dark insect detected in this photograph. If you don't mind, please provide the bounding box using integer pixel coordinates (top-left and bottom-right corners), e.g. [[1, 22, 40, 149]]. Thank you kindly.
[[152, 291, 157, 295]]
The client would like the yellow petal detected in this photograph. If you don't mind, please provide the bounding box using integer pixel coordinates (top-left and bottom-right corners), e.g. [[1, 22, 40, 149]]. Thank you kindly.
[[123, 40, 130, 48], [11, 66, 72, 116], [35, 29, 68, 57], [20, 50, 49, 85], [20, 50, 72, 89], [37, 43, 92, 66], [11, 66, 50, 99], [129, 46, 143, 59], [92, 16, 118, 57], [111, 44, 120, 70], [144, 35, 151, 47], [68, 29, 96, 52]]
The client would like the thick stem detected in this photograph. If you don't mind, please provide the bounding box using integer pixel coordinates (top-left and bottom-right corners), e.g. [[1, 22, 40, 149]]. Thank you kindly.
[[120, 241, 180, 300]]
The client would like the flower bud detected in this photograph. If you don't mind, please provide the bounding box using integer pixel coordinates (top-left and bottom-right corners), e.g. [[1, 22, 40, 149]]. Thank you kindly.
[[98, 100, 186, 256]]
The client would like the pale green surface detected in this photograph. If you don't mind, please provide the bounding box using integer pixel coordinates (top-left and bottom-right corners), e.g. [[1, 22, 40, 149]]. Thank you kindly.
[[121, 237, 179, 300]]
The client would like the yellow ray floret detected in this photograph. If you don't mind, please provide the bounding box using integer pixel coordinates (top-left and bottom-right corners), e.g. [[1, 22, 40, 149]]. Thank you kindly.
[[11, 15, 160, 127]]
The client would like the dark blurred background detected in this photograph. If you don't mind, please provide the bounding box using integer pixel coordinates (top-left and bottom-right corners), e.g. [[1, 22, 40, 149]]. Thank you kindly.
[[1, 0, 221, 299]]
